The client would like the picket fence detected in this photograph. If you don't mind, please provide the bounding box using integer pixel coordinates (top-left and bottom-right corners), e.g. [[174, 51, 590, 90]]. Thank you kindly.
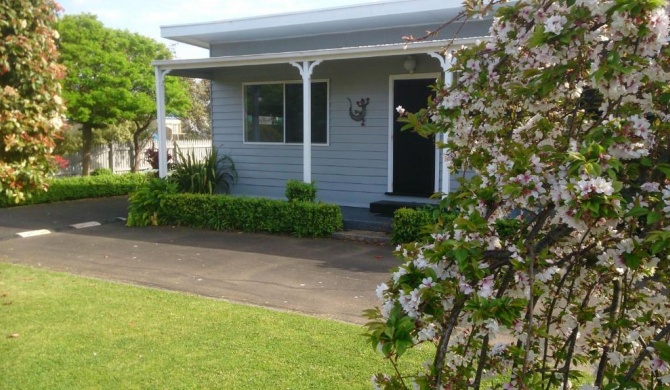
[[59, 139, 212, 176]]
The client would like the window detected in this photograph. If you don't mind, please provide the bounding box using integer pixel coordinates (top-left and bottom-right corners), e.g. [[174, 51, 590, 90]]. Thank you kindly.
[[244, 81, 328, 144]]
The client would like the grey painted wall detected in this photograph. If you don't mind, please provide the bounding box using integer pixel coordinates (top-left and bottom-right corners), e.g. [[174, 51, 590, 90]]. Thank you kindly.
[[212, 54, 462, 207]]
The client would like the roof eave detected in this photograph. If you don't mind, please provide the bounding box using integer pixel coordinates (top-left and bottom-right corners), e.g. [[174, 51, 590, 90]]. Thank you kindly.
[[153, 37, 487, 71]]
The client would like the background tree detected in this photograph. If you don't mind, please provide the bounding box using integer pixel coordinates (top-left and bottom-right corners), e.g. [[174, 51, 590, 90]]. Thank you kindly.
[[182, 78, 211, 139], [57, 14, 127, 176], [57, 14, 190, 175], [367, 0, 670, 389], [113, 28, 190, 172], [0, 0, 66, 203]]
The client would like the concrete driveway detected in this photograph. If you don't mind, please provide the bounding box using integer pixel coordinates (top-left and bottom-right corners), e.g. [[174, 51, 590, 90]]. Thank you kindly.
[[0, 197, 397, 324]]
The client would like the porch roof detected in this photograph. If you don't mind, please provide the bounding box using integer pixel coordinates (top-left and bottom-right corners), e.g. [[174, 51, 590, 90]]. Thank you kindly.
[[160, 0, 465, 49], [152, 36, 485, 78]]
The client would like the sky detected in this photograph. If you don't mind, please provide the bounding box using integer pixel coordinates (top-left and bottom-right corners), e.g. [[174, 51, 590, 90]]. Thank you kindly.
[[57, 0, 386, 59]]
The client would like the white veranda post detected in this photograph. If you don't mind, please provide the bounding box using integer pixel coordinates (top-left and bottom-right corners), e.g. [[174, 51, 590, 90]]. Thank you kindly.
[[290, 60, 322, 183], [428, 52, 455, 197], [154, 67, 171, 178]]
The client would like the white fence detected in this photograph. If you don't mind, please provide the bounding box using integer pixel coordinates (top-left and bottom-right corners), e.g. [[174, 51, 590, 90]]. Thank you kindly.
[[59, 139, 212, 176]]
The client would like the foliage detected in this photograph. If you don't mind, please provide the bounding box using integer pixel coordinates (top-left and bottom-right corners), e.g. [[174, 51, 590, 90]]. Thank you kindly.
[[181, 78, 212, 138], [57, 14, 190, 175], [113, 28, 190, 173], [169, 146, 237, 194], [0, 0, 66, 204], [126, 178, 177, 227], [91, 168, 113, 176], [156, 193, 343, 238], [391, 208, 437, 245], [367, 1, 670, 389], [0, 263, 430, 389], [144, 147, 172, 170], [285, 180, 317, 202], [0, 173, 148, 208]]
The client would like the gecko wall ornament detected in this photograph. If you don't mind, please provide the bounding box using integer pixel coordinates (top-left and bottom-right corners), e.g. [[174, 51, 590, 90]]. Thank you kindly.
[[347, 97, 370, 126]]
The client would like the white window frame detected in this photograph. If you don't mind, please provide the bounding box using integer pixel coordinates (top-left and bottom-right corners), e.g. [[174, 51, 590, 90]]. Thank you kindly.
[[242, 79, 330, 146]]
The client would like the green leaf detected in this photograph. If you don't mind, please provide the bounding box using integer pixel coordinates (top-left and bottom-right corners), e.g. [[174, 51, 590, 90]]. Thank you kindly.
[[653, 341, 670, 362], [647, 212, 661, 225], [657, 163, 670, 178], [626, 207, 649, 217], [623, 252, 641, 269], [454, 248, 469, 263]]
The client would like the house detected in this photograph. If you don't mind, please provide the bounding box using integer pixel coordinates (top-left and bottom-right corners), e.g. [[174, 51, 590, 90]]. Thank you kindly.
[[153, 0, 491, 208]]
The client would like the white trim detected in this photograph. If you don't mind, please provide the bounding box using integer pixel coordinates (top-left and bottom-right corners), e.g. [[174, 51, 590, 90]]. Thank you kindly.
[[428, 51, 455, 196], [388, 72, 441, 194], [241, 79, 330, 146], [155, 67, 171, 178], [152, 38, 486, 71], [290, 60, 323, 183]]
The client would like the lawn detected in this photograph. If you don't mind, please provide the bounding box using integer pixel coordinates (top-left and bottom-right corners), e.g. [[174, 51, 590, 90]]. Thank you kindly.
[[0, 263, 429, 389]]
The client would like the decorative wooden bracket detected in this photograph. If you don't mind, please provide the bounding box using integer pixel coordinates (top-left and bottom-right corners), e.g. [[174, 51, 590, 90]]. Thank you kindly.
[[347, 97, 370, 126]]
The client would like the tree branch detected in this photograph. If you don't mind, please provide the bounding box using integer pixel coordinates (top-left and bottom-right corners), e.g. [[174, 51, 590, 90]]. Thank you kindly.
[[435, 297, 467, 389]]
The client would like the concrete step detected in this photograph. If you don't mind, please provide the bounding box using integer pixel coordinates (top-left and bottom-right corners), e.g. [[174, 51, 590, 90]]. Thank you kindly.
[[332, 230, 391, 245], [342, 218, 392, 233]]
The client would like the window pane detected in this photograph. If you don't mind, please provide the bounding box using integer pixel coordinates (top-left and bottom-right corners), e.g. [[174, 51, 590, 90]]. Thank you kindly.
[[245, 84, 284, 142], [285, 82, 328, 144]]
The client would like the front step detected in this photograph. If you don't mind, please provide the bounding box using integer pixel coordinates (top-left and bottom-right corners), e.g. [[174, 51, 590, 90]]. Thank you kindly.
[[369, 200, 434, 217], [340, 206, 392, 233], [343, 218, 391, 233], [332, 230, 390, 245]]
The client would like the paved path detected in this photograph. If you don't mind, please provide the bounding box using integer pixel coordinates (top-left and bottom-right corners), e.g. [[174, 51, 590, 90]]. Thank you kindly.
[[0, 197, 397, 324]]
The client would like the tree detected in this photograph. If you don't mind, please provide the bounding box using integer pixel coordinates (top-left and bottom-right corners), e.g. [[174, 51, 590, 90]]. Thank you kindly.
[[57, 14, 127, 176], [0, 0, 66, 203], [366, 1, 670, 389], [181, 78, 211, 139], [57, 15, 190, 175], [113, 28, 190, 172]]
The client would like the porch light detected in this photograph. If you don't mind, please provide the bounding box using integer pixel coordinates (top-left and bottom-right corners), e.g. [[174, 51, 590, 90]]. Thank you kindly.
[[403, 55, 416, 74]]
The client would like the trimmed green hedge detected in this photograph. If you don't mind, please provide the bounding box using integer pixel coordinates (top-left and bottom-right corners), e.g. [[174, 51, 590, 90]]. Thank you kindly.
[[147, 193, 343, 238], [391, 208, 436, 245], [285, 180, 317, 202], [391, 206, 523, 245], [0, 173, 149, 208]]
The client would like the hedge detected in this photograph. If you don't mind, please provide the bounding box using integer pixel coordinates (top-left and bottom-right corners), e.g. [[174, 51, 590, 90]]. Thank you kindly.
[[391, 207, 437, 245], [391, 206, 523, 245], [154, 193, 343, 238], [0, 173, 149, 208]]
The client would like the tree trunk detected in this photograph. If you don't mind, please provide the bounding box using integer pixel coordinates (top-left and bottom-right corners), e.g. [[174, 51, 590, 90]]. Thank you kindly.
[[81, 124, 93, 176], [132, 133, 142, 173]]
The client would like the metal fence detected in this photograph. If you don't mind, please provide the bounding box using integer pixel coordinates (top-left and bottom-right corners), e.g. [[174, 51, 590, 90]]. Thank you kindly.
[[58, 139, 212, 176]]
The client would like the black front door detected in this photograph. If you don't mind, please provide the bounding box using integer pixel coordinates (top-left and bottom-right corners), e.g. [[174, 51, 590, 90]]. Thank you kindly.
[[392, 78, 435, 196]]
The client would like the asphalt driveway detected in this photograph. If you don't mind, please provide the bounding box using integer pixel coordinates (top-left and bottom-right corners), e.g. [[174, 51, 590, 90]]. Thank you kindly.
[[0, 197, 397, 324]]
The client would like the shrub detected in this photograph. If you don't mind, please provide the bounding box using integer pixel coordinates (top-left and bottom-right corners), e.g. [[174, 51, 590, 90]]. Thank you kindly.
[[159, 193, 342, 238], [391, 206, 459, 245], [127, 178, 177, 227], [0, 0, 65, 204], [285, 180, 317, 202], [91, 168, 113, 176], [144, 147, 172, 170], [0, 173, 148, 207], [390, 208, 435, 245], [169, 146, 237, 194]]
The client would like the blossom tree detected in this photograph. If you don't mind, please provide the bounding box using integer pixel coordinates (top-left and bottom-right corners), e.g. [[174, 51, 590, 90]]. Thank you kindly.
[[0, 0, 66, 203], [366, 0, 670, 388]]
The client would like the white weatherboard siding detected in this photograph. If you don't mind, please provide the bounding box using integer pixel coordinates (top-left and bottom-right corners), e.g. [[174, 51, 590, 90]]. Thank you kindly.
[[212, 55, 450, 207]]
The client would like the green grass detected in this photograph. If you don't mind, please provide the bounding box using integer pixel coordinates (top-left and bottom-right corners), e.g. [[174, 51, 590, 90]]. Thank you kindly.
[[0, 263, 429, 389]]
